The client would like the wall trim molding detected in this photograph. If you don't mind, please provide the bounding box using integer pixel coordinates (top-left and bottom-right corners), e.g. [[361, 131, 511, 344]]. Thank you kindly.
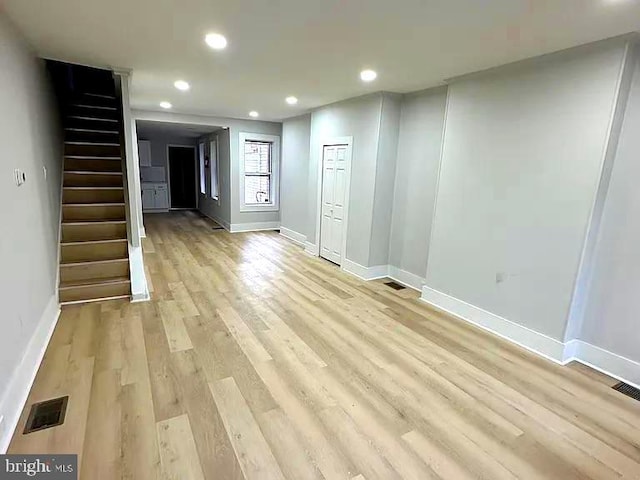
[[304, 242, 319, 256], [420, 285, 566, 363], [198, 210, 231, 232], [387, 266, 425, 291], [342, 259, 388, 281], [229, 221, 280, 233], [564, 340, 640, 390], [0, 295, 60, 453], [420, 285, 640, 389], [279, 227, 306, 246]]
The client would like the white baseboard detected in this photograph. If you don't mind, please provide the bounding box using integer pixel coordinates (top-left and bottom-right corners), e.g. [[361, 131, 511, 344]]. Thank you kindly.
[[229, 221, 280, 233], [342, 259, 388, 281], [139, 225, 146, 238], [387, 266, 425, 291], [564, 340, 640, 390], [198, 210, 231, 232], [420, 285, 640, 389], [304, 242, 319, 256], [279, 227, 306, 246], [128, 244, 150, 303], [420, 285, 567, 363], [0, 295, 60, 453]]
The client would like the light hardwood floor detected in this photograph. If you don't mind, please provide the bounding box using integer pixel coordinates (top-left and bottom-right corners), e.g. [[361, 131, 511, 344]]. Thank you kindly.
[[10, 211, 640, 479]]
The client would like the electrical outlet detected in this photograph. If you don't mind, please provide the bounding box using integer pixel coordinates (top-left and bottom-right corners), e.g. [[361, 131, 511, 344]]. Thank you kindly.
[[42, 165, 47, 180], [14, 169, 26, 186]]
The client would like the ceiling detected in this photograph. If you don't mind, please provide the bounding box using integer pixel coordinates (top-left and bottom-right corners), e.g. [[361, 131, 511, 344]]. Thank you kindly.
[[4, 0, 640, 121], [136, 120, 221, 139]]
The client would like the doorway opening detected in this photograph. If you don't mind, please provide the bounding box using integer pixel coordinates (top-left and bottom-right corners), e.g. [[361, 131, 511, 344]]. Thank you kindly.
[[168, 145, 197, 209]]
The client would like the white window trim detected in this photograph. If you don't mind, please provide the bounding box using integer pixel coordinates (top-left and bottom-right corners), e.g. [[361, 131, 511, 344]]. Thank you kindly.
[[210, 138, 220, 204], [239, 132, 280, 212]]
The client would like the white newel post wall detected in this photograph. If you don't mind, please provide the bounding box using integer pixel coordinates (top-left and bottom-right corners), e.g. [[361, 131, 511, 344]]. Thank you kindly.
[[114, 69, 150, 302]]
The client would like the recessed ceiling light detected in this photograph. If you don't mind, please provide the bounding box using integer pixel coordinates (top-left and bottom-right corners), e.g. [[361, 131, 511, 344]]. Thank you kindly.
[[360, 69, 377, 82], [174, 80, 190, 91], [205, 33, 227, 50], [160, 101, 172, 109], [286, 96, 298, 105], [249, 111, 259, 118]]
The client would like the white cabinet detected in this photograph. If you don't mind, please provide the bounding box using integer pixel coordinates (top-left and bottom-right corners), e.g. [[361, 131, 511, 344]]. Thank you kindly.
[[138, 140, 152, 167], [142, 183, 169, 211]]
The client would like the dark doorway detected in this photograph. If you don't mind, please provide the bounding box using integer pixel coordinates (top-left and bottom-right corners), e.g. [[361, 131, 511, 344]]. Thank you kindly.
[[168, 145, 197, 209]]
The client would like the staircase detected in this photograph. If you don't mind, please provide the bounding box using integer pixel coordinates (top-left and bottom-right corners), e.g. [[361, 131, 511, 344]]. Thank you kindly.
[[58, 90, 131, 304]]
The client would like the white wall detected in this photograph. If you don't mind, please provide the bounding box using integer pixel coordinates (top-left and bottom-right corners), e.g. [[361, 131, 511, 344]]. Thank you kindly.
[[307, 93, 383, 266], [281, 114, 311, 239], [198, 129, 232, 228], [425, 39, 628, 342], [389, 87, 447, 280], [369, 93, 401, 267], [580, 49, 640, 365], [0, 14, 62, 450]]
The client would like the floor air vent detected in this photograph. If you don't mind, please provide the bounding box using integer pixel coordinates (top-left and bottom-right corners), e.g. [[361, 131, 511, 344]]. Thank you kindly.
[[613, 382, 640, 402], [24, 396, 69, 434], [384, 281, 406, 291]]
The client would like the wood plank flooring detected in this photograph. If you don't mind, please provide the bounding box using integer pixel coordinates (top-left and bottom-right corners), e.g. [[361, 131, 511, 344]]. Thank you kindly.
[[9, 211, 640, 479]]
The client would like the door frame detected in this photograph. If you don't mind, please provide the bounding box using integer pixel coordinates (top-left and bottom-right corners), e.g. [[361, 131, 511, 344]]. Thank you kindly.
[[166, 144, 198, 209], [313, 136, 353, 267]]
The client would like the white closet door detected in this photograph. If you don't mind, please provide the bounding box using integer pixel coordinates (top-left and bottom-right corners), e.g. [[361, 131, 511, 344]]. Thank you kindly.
[[320, 144, 348, 265]]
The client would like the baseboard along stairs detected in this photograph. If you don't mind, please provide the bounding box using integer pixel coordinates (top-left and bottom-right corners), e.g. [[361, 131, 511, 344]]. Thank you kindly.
[[59, 89, 131, 304]]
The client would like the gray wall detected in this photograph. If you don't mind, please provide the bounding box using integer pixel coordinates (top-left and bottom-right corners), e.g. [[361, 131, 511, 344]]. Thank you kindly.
[[0, 13, 62, 432], [229, 121, 282, 226], [369, 93, 401, 267], [425, 39, 627, 341], [281, 114, 311, 237], [137, 130, 198, 183], [580, 50, 640, 363], [389, 87, 448, 279], [198, 129, 232, 227], [307, 93, 383, 266]]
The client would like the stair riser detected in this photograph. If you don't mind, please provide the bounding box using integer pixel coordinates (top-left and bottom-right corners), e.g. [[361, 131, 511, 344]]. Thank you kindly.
[[60, 281, 130, 303], [68, 105, 119, 120], [63, 189, 124, 204], [65, 144, 121, 157], [60, 260, 129, 283], [62, 223, 127, 242], [63, 204, 125, 222], [65, 158, 122, 172], [61, 241, 128, 263], [64, 173, 123, 187], [66, 117, 119, 131], [65, 130, 120, 144]]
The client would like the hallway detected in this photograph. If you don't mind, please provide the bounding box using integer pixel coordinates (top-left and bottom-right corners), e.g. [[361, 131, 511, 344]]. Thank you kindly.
[[9, 211, 640, 479]]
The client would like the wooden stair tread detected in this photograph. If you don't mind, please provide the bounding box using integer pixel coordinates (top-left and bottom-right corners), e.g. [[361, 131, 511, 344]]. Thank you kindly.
[[64, 187, 124, 190], [62, 220, 126, 225], [68, 115, 118, 122], [72, 104, 117, 111], [65, 141, 120, 146], [64, 170, 122, 175], [60, 276, 130, 289], [65, 155, 121, 160], [65, 128, 119, 134], [63, 202, 125, 206], [61, 238, 127, 246], [83, 92, 116, 99], [61, 257, 128, 267]]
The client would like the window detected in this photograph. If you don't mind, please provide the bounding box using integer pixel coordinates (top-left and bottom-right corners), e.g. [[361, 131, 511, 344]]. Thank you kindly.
[[198, 143, 206, 194], [210, 139, 219, 200], [239, 132, 280, 212]]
